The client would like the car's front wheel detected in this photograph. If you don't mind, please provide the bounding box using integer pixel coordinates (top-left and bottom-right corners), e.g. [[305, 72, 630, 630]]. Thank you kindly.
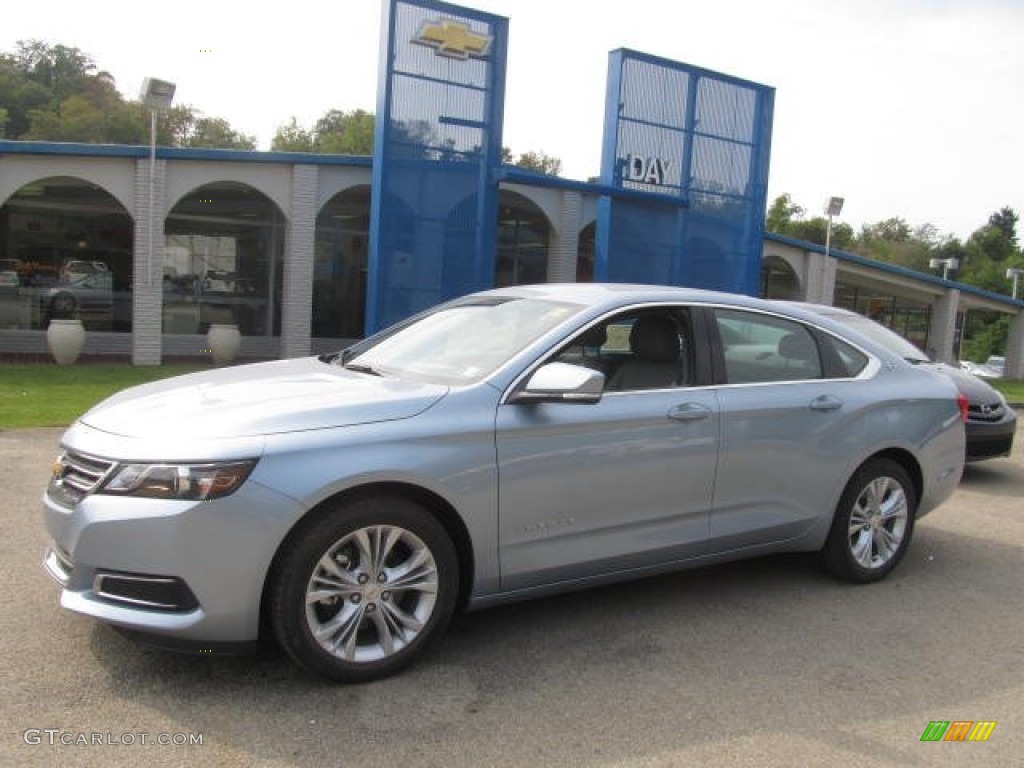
[[821, 458, 917, 583], [269, 495, 458, 683]]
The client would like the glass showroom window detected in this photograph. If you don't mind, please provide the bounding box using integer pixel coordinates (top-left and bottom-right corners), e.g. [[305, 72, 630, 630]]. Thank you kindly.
[[314, 186, 370, 339], [495, 192, 551, 288], [163, 182, 284, 336], [0, 176, 133, 332]]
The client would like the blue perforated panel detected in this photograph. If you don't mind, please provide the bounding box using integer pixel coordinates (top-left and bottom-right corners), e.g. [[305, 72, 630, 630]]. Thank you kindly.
[[596, 50, 774, 295], [367, 0, 508, 332]]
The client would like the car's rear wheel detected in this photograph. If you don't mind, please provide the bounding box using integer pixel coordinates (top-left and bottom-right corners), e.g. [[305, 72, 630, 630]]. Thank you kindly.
[[821, 458, 916, 583], [269, 495, 458, 683]]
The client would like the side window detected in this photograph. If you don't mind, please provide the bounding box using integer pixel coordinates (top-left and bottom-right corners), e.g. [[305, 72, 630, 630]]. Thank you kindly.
[[821, 334, 869, 378], [553, 307, 694, 391], [714, 309, 822, 384]]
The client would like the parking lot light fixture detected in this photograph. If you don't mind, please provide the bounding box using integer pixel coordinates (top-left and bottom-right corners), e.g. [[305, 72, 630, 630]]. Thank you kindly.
[[824, 196, 844, 263], [929, 257, 959, 280], [1006, 267, 1024, 299]]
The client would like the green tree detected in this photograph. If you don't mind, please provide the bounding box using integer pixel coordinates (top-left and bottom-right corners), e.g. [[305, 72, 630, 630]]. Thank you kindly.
[[514, 150, 561, 176], [316, 109, 374, 155], [271, 117, 316, 152], [765, 195, 853, 249], [182, 116, 255, 150], [765, 193, 804, 233], [271, 109, 375, 154]]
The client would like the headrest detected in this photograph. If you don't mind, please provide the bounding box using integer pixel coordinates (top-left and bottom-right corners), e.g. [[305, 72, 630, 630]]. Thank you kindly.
[[630, 315, 679, 362], [578, 324, 608, 348], [778, 332, 816, 362]]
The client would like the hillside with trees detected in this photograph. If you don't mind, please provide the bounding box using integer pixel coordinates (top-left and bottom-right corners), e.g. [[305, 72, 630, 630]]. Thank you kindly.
[[0, 40, 255, 148]]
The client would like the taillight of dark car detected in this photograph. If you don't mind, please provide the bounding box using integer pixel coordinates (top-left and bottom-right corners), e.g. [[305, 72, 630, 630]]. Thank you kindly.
[[957, 393, 969, 422]]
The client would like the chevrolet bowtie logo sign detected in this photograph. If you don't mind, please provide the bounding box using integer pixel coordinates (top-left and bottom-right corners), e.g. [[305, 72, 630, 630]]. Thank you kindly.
[[413, 19, 491, 60]]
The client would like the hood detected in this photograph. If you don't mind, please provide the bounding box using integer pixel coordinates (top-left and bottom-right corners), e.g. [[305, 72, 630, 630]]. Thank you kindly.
[[920, 361, 1004, 404], [80, 357, 448, 438]]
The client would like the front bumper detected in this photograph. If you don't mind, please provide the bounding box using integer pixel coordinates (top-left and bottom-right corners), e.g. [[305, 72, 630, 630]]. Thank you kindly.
[[42, 478, 306, 643], [965, 410, 1017, 461]]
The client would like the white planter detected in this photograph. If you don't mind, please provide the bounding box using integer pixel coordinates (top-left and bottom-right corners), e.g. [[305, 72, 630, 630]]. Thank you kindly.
[[207, 324, 241, 365], [46, 319, 86, 365]]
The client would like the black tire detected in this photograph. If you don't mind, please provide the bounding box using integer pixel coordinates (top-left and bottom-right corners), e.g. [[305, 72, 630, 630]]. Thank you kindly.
[[821, 458, 917, 583], [50, 292, 77, 319], [269, 495, 458, 683]]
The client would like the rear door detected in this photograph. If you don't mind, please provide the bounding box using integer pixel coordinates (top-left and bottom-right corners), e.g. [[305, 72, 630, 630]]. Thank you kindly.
[[706, 307, 869, 551]]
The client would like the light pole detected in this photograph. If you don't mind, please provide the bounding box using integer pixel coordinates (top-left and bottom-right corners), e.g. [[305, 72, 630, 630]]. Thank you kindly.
[[139, 78, 176, 285], [929, 257, 959, 280], [824, 196, 844, 263], [1006, 267, 1024, 300]]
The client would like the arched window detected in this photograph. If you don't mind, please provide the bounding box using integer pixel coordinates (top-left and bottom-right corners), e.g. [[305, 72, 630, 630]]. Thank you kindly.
[[314, 186, 370, 339], [496, 191, 551, 287], [163, 182, 284, 336], [0, 176, 133, 331], [760, 255, 801, 300]]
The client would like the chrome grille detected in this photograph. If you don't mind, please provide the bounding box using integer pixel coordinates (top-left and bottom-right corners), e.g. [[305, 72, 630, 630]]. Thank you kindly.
[[49, 451, 116, 506], [968, 402, 1005, 423]]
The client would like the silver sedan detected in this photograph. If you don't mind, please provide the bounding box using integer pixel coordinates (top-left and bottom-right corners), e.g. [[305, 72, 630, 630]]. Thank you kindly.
[[43, 284, 966, 682]]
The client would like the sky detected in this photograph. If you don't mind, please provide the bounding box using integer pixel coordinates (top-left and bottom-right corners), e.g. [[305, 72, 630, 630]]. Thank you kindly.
[[3, 0, 1022, 242]]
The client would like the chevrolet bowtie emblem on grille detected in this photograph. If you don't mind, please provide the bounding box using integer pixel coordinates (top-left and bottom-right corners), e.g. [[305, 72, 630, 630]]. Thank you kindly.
[[413, 19, 491, 60]]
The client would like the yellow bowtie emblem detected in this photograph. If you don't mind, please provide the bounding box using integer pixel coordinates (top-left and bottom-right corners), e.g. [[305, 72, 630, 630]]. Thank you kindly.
[[413, 19, 491, 60]]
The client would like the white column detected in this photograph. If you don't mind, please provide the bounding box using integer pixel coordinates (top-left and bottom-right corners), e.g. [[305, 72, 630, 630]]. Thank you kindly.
[[546, 190, 581, 283], [131, 158, 166, 365], [280, 165, 318, 358], [928, 288, 960, 364], [1005, 310, 1024, 380]]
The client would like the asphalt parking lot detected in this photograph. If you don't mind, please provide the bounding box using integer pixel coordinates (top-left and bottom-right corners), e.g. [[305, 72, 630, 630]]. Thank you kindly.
[[2, 422, 1022, 768]]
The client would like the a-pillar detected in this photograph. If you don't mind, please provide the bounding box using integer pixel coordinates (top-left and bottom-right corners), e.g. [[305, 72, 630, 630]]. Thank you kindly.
[[280, 165, 318, 358], [131, 157, 166, 365]]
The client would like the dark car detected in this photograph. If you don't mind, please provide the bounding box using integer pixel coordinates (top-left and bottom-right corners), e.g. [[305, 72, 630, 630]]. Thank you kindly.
[[792, 303, 1015, 462]]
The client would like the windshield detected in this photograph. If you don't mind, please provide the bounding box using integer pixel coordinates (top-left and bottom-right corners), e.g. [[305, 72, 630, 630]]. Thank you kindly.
[[342, 297, 583, 385], [828, 313, 930, 363]]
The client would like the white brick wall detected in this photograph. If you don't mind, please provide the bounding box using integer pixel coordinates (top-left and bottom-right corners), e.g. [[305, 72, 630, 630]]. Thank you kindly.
[[131, 158, 166, 365], [547, 190, 581, 282], [280, 165, 318, 358]]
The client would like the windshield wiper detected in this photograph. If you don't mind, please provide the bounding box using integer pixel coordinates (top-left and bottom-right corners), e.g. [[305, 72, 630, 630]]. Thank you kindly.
[[343, 361, 382, 376]]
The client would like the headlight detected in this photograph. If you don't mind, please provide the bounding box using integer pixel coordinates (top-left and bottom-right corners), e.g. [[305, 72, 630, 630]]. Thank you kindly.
[[99, 460, 256, 500]]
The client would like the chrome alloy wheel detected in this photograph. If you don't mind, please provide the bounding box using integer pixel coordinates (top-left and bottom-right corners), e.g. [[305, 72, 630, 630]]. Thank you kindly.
[[847, 476, 909, 570], [304, 525, 439, 663]]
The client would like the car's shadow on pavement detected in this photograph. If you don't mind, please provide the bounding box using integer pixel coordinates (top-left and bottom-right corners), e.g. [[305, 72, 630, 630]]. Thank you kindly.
[[82, 526, 1024, 767], [960, 457, 1024, 496]]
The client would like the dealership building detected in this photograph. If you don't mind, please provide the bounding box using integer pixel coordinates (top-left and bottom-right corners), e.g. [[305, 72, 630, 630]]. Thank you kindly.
[[1, 0, 1022, 376]]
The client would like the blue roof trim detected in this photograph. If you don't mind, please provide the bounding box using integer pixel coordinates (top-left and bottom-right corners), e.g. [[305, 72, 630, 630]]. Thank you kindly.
[[765, 231, 1024, 309], [0, 140, 372, 167]]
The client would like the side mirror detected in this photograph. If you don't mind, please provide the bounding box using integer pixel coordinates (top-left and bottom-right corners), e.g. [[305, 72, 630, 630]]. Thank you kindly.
[[510, 362, 605, 404]]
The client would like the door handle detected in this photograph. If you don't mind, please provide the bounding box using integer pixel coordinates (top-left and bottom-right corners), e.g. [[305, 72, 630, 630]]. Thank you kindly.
[[668, 403, 712, 422], [809, 395, 843, 412]]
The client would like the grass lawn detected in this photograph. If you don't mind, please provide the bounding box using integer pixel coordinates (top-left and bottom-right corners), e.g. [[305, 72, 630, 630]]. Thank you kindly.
[[2, 361, 1021, 430], [0, 364, 206, 429], [991, 377, 1024, 404]]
